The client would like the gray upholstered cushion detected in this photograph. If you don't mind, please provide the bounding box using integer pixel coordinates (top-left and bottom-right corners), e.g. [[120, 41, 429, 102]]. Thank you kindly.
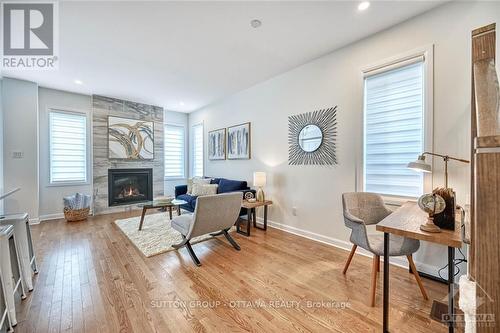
[[342, 192, 420, 257], [191, 183, 218, 196], [171, 215, 193, 236], [171, 192, 242, 240], [366, 234, 420, 256], [342, 192, 392, 226], [189, 192, 242, 239]]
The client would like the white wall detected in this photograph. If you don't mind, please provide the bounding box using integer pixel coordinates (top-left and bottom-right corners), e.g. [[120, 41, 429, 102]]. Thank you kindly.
[[189, 1, 500, 278], [4, 81, 182, 216], [1, 78, 39, 221], [38, 87, 93, 219], [164, 110, 189, 196]]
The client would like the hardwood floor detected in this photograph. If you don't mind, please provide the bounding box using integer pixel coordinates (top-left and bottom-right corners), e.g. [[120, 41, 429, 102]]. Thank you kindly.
[[14, 210, 455, 332]]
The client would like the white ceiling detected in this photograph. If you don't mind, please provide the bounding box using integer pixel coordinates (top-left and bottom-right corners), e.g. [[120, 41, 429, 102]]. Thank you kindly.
[[2, 1, 445, 112]]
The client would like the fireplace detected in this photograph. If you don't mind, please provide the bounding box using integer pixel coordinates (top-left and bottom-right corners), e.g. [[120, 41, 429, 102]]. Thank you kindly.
[[108, 168, 153, 207]]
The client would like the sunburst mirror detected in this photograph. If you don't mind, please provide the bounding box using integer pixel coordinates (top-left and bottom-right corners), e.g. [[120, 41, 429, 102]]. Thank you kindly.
[[288, 106, 337, 165]]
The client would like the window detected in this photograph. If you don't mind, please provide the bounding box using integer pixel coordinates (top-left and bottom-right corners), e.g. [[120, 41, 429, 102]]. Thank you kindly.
[[192, 123, 204, 177], [49, 111, 87, 184], [363, 56, 427, 198], [164, 124, 185, 179]]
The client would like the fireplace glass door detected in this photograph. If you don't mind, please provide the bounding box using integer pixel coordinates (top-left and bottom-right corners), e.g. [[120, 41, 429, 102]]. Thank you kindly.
[[108, 169, 153, 206]]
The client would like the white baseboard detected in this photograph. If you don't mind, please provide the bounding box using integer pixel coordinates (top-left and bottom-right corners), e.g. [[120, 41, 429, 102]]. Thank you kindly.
[[38, 213, 65, 222], [256, 217, 440, 275], [37, 209, 95, 223]]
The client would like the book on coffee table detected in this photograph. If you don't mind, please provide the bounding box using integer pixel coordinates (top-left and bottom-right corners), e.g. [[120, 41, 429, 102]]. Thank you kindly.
[[153, 196, 173, 205]]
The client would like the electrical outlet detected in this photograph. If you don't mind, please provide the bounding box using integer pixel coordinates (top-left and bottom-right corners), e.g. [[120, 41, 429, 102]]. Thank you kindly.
[[292, 206, 297, 216], [12, 151, 24, 159]]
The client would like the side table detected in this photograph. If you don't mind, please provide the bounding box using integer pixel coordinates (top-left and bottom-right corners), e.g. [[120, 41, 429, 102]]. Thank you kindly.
[[237, 200, 273, 236]]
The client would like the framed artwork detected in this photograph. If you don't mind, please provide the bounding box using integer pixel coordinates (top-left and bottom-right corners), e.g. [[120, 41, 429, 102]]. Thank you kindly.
[[227, 122, 251, 160], [208, 128, 226, 160], [288, 106, 337, 165], [108, 116, 154, 160]]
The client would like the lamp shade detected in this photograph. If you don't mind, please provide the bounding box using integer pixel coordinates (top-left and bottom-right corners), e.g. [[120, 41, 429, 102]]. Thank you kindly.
[[253, 172, 266, 187], [407, 155, 432, 173]]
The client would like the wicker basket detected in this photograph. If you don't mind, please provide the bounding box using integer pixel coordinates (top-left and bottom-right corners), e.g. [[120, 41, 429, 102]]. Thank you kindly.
[[64, 207, 90, 222]]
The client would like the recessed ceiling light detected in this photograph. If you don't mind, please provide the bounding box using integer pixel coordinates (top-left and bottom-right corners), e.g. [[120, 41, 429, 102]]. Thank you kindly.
[[250, 19, 262, 28], [179, 101, 185, 106], [74, 79, 83, 85], [358, 1, 370, 11]]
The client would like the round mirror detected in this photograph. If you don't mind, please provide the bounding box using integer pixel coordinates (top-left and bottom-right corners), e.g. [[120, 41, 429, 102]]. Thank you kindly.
[[298, 125, 323, 152]]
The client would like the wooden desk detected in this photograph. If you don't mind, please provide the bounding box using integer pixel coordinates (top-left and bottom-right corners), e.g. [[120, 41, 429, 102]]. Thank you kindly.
[[237, 200, 273, 236], [376, 202, 462, 333]]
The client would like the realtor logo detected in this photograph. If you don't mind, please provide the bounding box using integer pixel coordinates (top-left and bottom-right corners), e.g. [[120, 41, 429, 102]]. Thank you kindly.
[[2, 2, 58, 69]]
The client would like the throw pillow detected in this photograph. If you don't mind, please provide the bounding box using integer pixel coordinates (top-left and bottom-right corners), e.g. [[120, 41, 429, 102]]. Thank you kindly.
[[193, 177, 211, 185], [188, 177, 211, 194], [218, 179, 246, 193], [187, 178, 194, 194], [191, 184, 218, 196]]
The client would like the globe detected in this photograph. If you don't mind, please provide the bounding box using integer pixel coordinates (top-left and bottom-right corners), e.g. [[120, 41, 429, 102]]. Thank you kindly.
[[417, 193, 446, 215]]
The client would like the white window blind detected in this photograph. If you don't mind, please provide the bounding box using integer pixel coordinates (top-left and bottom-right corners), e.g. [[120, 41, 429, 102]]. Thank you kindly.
[[192, 124, 204, 177], [363, 60, 424, 198], [49, 111, 87, 183], [164, 124, 185, 179]]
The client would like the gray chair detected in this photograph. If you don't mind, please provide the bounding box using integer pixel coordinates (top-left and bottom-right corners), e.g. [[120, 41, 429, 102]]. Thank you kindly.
[[341, 192, 428, 306], [171, 192, 242, 266]]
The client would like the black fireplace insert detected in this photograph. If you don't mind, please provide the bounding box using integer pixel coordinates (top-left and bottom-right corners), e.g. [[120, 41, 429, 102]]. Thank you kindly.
[[108, 168, 153, 207]]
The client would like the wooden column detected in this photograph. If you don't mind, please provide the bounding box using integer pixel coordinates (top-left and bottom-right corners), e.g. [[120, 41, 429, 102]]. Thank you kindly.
[[471, 23, 499, 333], [470, 23, 497, 280], [475, 138, 500, 333]]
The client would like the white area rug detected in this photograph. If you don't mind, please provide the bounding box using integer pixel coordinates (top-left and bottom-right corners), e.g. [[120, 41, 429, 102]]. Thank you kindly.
[[114, 212, 211, 257]]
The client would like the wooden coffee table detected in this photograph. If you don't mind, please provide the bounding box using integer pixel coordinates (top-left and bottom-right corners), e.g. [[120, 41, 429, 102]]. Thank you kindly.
[[137, 199, 187, 231], [237, 200, 273, 236]]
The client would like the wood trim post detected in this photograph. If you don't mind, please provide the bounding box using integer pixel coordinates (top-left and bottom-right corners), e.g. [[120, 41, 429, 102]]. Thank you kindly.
[[471, 23, 499, 333]]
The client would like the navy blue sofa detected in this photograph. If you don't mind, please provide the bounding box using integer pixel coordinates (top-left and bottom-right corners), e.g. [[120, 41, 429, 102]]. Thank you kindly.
[[175, 178, 255, 216]]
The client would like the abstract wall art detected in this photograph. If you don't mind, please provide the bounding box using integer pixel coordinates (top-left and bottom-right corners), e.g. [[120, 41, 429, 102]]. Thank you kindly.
[[227, 122, 251, 159], [288, 106, 337, 165], [108, 116, 154, 160], [208, 128, 226, 160]]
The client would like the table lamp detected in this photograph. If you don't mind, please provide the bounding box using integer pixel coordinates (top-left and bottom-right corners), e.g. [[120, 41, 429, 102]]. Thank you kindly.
[[253, 172, 266, 202], [407, 152, 469, 188]]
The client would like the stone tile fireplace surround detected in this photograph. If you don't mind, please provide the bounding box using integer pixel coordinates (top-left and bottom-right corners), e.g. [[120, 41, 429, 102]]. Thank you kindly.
[[92, 95, 164, 214]]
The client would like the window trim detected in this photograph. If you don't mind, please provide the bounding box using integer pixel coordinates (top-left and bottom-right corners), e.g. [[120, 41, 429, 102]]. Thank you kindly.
[[191, 122, 204, 178], [48, 108, 90, 186], [358, 45, 434, 204], [164, 123, 186, 180]]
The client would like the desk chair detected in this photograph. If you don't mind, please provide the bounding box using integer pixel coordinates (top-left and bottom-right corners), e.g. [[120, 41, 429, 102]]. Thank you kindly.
[[341, 192, 428, 306]]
